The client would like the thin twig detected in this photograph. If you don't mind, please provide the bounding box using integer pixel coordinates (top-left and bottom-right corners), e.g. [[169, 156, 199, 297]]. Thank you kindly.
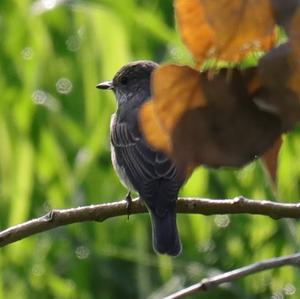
[[0, 196, 300, 247], [164, 252, 300, 299]]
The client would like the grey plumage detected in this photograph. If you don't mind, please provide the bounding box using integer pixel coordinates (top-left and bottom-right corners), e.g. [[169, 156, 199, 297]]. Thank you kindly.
[[97, 60, 186, 256]]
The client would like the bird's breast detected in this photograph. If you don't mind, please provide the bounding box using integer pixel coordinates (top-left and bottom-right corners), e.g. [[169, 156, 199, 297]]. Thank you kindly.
[[110, 113, 136, 191]]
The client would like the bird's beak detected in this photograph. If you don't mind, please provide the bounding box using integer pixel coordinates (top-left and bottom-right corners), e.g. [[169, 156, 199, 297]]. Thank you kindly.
[[96, 81, 114, 90]]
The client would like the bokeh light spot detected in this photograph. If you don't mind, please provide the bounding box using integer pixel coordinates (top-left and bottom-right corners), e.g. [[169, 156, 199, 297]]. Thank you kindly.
[[75, 246, 90, 259], [56, 78, 73, 94]]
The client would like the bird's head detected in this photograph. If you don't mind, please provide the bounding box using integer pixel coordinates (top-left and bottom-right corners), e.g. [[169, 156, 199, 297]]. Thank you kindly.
[[96, 60, 158, 105]]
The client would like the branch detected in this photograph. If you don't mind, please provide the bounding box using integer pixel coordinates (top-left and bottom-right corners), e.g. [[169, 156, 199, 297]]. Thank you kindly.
[[164, 252, 300, 299], [1, 196, 300, 247]]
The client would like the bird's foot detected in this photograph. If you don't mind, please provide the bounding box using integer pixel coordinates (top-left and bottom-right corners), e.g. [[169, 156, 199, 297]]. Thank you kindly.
[[125, 191, 132, 220]]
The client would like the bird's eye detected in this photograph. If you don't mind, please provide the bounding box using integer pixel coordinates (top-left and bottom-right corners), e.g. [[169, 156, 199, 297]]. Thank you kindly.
[[120, 76, 128, 85]]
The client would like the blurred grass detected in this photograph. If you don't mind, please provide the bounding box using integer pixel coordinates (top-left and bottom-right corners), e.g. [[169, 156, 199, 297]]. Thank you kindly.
[[0, 0, 300, 298]]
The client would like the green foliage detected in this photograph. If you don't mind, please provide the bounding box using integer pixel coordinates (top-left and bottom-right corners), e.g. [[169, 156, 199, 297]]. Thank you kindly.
[[0, 0, 299, 298]]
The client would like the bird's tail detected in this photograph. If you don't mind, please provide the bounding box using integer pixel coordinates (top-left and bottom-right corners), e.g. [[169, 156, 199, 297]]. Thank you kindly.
[[150, 207, 181, 256]]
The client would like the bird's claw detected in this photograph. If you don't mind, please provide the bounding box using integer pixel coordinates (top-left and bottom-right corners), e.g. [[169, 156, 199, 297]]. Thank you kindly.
[[125, 191, 132, 220]]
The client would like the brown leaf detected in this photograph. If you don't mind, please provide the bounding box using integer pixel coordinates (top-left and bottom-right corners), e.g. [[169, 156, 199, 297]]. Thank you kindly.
[[175, 0, 214, 64], [151, 65, 206, 132], [139, 100, 172, 153], [140, 66, 283, 170], [258, 43, 300, 130], [261, 136, 282, 184], [288, 8, 300, 97], [175, 0, 276, 63], [170, 68, 282, 168], [271, 0, 300, 30]]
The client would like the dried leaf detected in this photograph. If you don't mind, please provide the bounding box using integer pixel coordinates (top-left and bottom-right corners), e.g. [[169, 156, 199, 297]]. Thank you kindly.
[[258, 43, 300, 130], [151, 65, 206, 132], [170, 68, 282, 168], [175, 0, 214, 64], [175, 0, 276, 63], [289, 8, 300, 97], [139, 1, 300, 171], [271, 0, 300, 29], [141, 66, 283, 169], [139, 100, 172, 153], [262, 136, 282, 183]]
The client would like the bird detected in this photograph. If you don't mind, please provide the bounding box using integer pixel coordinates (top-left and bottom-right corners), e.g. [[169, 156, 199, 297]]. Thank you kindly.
[[96, 60, 186, 256]]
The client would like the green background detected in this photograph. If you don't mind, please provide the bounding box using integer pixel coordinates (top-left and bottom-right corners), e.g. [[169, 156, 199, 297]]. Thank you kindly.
[[0, 0, 300, 298]]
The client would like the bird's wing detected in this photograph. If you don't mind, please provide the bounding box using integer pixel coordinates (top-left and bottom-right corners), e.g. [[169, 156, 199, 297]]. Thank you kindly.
[[111, 117, 184, 256], [111, 119, 180, 192]]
